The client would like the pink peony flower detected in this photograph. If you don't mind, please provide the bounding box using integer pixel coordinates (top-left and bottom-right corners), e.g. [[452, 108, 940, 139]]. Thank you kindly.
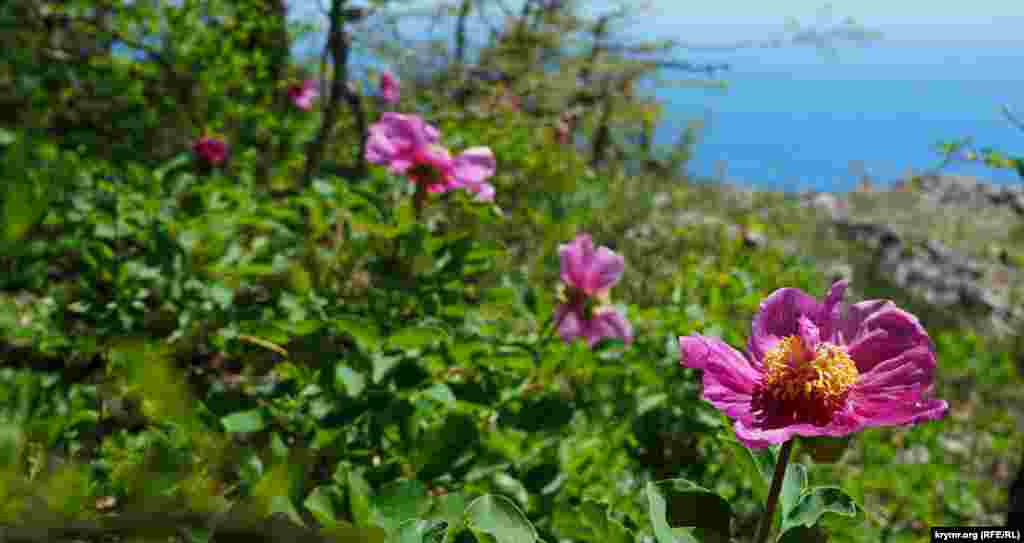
[[365, 113, 496, 200], [448, 147, 497, 202], [679, 279, 948, 448], [366, 113, 442, 175], [288, 79, 320, 111], [554, 234, 633, 348], [193, 136, 229, 166], [380, 70, 400, 105]]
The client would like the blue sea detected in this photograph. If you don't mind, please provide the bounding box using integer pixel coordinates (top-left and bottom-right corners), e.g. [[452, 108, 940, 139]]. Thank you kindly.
[[637, 43, 1024, 192]]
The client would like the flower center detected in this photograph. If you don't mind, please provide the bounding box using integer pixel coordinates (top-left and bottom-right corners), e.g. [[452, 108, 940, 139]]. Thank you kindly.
[[556, 284, 611, 320], [757, 336, 859, 426], [407, 147, 448, 190]]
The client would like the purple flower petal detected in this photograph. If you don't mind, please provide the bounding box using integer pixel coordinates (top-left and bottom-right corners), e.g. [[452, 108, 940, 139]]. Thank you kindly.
[[846, 307, 932, 373], [558, 234, 625, 295], [451, 147, 496, 186], [555, 304, 584, 344], [679, 335, 762, 421], [734, 417, 858, 448], [381, 71, 401, 105], [747, 287, 822, 362], [818, 279, 849, 340], [586, 307, 632, 347], [797, 315, 821, 352]]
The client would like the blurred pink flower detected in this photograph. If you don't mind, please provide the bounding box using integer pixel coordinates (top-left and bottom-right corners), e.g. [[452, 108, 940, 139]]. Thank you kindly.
[[554, 234, 633, 348], [679, 280, 948, 449], [193, 136, 228, 166], [365, 113, 496, 200], [449, 147, 497, 202], [380, 71, 400, 105], [288, 79, 319, 110]]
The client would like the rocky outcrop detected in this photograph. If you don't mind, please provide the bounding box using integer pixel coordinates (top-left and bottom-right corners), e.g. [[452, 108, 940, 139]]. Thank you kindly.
[[912, 174, 1024, 216], [799, 176, 1024, 336]]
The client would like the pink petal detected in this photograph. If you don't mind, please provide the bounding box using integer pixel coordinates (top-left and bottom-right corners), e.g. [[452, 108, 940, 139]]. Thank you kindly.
[[471, 182, 495, 202], [558, 234, 595, 289], [734, 418, 857, 448], [555, 304, 584, 344], [585, 307, 633, 347], [580, 247, 625, 295], [855, 345, 936, 392], [797, 315, 821, 352], [452, 147, 496, 186], [381, 71, 401, 105], [819, 279, 849, 340], [747, 287, 822, 362], [846, 307, 932, 373], [834, 299, 895, 345], [365, 132, 398, 164], [679, 335, 761, 421]]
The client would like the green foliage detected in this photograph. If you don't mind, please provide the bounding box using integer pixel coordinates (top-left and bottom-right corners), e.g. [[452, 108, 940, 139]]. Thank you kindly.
[[0, 2, 1013, 543]]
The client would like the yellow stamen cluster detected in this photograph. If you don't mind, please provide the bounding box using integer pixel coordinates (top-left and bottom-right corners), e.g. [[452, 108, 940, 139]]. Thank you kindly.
[[759, 336, 859, 425]]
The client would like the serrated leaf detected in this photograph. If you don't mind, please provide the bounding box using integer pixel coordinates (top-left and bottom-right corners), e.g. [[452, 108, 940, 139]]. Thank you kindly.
[[779, 486, 860, 535], [465, 494, 538, 543]]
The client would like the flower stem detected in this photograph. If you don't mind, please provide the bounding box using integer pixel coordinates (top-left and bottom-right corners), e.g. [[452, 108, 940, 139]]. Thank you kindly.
[[756, 439, 794, 543], [413, 183, 427, 220]]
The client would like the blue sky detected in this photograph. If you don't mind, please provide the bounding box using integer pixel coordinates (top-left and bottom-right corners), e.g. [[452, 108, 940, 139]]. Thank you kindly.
[[290, 1, 1024, 44]]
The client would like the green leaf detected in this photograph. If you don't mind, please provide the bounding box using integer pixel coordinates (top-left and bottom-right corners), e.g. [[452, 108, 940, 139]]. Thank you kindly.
[[777, 525, 830, 543], [491, 473, 530, 510], [644, 479, 732, 542], [371, 479, 432, 536], [579, 500, 633, 543], [333, 316, 383, 354], [0, 423, 25, 468], [221, 409, 266, 434], [1, 177, 50, 245], [720, 436, 776, 501], [423, 383, 456, 406], [372, 354, 403, 384], [335, 365, 367, 398], [348, 470, 375, 529], [304, 485, 342, 528], [779, 486, 860, 535], [388, 326, 449, 351], [396, 519, 447, 543], [644, 481, 701, 543], [465, 494, 538, 543], [321, 520, 388, 543], [429, 491, 470, 541], [780, 463, 808, 523]]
